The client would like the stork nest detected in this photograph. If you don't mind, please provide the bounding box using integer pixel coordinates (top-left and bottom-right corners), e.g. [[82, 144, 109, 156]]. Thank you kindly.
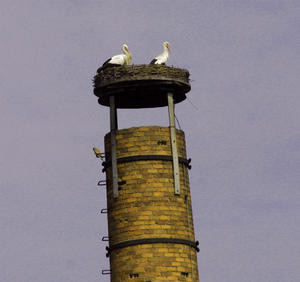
[[92, 64, 191, 108], [93, 64, 190, 88]]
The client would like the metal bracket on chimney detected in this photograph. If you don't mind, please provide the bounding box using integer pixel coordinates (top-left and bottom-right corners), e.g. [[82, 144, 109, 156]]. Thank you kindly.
[[101, 269, 111, 275], [100, 208, 108, 214], [97, 180, 106, 186]]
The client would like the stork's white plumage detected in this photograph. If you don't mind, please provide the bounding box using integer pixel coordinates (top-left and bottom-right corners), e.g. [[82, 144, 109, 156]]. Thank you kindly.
[[97, 44, 132, 73], [150, 42, 170, 65]]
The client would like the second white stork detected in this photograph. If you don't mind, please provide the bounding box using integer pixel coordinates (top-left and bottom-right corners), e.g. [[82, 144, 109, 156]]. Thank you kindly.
[[150, 42, 170, 65], [97, 44, 132, 73]]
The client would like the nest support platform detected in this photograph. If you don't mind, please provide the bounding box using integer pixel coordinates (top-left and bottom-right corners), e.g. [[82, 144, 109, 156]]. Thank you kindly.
[[93, 65, 191, 108]]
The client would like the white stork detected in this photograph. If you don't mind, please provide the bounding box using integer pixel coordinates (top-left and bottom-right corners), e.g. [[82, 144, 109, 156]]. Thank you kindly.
[[150, 42, 170, 65], [97, 44, 132, 73]]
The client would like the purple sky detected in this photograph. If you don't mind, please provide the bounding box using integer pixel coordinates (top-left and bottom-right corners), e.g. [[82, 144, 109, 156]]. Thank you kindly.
[[1, 1, 299, 281]]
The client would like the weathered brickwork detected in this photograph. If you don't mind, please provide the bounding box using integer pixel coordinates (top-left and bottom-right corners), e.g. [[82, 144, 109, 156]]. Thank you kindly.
[[104, 126, 199, 281]]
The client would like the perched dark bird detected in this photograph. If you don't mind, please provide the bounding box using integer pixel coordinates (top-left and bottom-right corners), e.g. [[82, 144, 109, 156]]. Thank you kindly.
[[150, 42, 170, 65], [97, 44, 132, 73]]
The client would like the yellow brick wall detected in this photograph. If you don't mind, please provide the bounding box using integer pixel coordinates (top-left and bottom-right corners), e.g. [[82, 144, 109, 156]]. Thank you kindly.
[[104, 126, 199, 281]]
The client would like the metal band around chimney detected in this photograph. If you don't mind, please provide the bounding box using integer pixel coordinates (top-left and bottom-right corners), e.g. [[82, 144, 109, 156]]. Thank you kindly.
[[106, 238, 199, 257], [102, 155, 191, 172]]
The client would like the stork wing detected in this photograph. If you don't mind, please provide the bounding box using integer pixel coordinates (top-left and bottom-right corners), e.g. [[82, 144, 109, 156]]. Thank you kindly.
[[109, 54, 126, 65]]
